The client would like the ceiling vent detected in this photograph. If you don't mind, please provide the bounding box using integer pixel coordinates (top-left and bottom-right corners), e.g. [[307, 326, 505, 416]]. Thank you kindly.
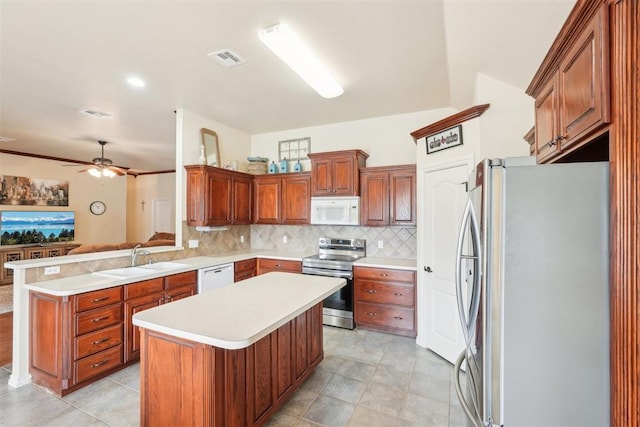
[[208, 49, 246, 68], [79, 109, 112, 119]]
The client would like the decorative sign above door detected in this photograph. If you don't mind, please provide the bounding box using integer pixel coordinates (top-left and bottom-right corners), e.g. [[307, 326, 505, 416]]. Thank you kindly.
[[425, 125, 463, 155]]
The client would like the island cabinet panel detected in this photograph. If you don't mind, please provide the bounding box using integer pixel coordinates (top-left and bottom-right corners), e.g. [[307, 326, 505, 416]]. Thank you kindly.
[[30, 287, 125, 396], [354, 266, 417, 337], [138, 302, 324, 427], [257, 258, 302, 275], [308, 150, 368, 196], [235, 258, 257, 282]]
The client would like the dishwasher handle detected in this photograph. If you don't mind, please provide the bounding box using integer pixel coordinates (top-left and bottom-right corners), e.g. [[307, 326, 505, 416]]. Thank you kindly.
[[202, 263, 233, 275]]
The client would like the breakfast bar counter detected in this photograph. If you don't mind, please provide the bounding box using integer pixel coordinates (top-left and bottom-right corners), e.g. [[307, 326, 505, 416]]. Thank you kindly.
[[133, 272, 345, 426]]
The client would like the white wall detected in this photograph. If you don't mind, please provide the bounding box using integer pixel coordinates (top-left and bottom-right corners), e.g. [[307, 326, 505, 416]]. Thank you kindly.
[[126, 173, 176, 242], [475, 72, 532, 159], [0, 153, 127, 244], [251, 110, 453, 169]]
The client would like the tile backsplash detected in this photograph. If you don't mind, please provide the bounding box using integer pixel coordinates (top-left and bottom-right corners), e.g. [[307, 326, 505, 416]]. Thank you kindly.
[[182, 223, 416, 259]]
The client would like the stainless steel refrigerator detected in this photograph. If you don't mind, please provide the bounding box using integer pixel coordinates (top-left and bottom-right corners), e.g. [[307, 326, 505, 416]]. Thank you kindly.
[[453, 157, 609, 427]]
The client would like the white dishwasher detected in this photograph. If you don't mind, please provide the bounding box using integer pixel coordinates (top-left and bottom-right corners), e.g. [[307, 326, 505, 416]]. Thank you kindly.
[[197, 263, 234, 293]]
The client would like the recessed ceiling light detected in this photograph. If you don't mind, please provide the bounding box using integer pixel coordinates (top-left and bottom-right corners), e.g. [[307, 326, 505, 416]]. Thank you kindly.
[[127, 77, 146, 87], [0, 136, 16, 142]]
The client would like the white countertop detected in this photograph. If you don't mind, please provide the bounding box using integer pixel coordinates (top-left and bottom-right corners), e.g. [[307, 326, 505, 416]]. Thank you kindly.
[[132, 272, 345, 349], [354, 257, 417, 270]]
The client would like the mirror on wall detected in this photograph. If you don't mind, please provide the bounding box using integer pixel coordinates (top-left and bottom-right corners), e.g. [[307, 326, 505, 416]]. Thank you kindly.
[[201, 128, 220, 167]]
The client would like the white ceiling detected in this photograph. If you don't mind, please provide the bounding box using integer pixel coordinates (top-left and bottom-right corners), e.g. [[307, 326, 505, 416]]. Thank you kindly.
[[0, 0, 575, 173]]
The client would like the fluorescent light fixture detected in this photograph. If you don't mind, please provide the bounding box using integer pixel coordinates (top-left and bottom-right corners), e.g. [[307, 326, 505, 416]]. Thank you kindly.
[[127, 76, 146, 87], [259, 23, 343, 99]]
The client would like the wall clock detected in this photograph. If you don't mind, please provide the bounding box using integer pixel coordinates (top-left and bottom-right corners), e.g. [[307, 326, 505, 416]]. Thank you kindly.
[[89, 200, 106, 215]]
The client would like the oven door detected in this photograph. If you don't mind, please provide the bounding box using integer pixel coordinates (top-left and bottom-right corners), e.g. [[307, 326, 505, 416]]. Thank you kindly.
[[302, 267, 355, 330]]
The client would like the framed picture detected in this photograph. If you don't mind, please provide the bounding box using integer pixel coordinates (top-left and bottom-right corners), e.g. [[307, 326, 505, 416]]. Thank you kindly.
[[425, 125, 463, 155]]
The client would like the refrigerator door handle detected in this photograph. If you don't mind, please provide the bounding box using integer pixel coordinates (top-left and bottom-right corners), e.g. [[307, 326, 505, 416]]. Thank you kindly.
[[455, 198, 482, 345], [454, 349, 482, 427]]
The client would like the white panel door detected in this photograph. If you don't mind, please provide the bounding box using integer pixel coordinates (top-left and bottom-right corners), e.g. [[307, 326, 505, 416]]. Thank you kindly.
[[423, 164, 469, 363], [152, 198, 173, 233]]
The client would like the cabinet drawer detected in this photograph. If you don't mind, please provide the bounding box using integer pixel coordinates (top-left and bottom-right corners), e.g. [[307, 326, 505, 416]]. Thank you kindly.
[[355, 302, 414, 331], [165, 271, 197, 290], [75, 305, 122, 336], [74, 344, 123, 383], [75, 287, 122, 312], [354, 267, 415, 283], [356, 280, 414, 307], [235, 270, 256, 282], [235, 258, 257, 273], [75, 324, 123, 360], [258, 258, 301, 273], [124, 278, 164, 300]]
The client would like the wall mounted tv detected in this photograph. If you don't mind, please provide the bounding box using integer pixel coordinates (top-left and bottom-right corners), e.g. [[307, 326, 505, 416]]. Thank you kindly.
[[0, 210, 75, 245]]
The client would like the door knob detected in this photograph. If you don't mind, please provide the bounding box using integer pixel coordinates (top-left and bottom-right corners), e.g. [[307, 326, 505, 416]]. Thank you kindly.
[[424, 266, 433, 273]]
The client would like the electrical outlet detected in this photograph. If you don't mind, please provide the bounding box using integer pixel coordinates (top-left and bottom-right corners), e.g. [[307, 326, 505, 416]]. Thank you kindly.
[[188, 239, 199, 248], [240, 235, 245, 243], [377, 240, 384, 249], [282, 235, 288, 243], [44, 265, 60, 275]]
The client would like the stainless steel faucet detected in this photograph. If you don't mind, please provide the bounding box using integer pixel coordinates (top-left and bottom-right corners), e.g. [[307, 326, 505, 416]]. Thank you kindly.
[[131, 244, 151, 267]]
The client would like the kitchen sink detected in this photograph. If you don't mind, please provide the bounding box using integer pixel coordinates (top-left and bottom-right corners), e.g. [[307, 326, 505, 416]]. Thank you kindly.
[[139, 261, 190, 271], [92, 267, 152, 279]]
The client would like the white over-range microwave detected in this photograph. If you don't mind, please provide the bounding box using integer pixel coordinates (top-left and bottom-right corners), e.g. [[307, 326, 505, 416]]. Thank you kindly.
[[310, 197, 360, 225]]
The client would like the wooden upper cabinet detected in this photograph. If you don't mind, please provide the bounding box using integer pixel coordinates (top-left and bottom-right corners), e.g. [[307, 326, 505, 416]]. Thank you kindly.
[[184, 165, 252, 226], [361, 165, 416, 227], [254, 173, 310, 225], [527, 2, 609, 163], [308, 150, 368, 196]]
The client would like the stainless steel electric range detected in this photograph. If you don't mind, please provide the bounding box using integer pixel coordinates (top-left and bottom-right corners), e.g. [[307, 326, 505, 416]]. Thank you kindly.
[[302, 237, 366, 329]]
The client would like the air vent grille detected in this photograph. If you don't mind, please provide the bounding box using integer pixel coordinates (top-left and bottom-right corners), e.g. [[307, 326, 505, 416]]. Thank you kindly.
[[208, 49, 246, 68], [79, 109, 112, 118]]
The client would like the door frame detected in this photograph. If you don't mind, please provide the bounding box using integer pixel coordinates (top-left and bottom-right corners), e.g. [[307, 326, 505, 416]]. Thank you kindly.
[[416, 155, 475, 349]]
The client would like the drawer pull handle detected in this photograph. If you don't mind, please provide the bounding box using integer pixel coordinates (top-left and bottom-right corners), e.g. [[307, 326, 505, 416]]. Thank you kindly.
[[393, 316, 404, 320], [91, 316, 110, 323], [91, 297, 109, 303], [380, 273, 389, 277], [365, 289, 376, 294], [92, 337, 110, 345], [91, 359, 110, 368], [393, 292, 403, 296], [366, 312, 377, 317], [275, 264, 282, 267]]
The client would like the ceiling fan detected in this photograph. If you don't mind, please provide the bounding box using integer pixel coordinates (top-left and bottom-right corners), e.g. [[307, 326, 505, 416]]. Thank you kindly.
[[77, 140, 127, 177]]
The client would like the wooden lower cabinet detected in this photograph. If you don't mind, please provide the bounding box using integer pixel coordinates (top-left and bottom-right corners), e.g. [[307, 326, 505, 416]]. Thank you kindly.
[[235, 258, 257, 282], [257, 258, 302, 275], [30, 287, 124, 395], [354, 266, 417, 337], [30, 270, 197, 395], [140, 302, 323, 427]]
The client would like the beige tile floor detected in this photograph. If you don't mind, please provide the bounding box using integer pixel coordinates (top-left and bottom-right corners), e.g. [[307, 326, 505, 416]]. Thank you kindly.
[[0, 327, 466, 426]]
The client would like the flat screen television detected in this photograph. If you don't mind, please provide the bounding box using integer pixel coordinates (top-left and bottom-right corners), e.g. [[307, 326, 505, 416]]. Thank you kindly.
[[0, 210, 75, 245]]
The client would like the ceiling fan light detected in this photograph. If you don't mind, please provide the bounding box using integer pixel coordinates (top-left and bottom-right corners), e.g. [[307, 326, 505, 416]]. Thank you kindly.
[[88, 167, 102, 178], [102, 169, 116, 178], [258, 23, 343, 99]]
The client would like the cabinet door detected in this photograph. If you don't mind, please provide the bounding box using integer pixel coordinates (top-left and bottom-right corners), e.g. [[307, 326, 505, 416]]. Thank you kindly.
[[254, 177, 281, 224], [332, 156, 356, 195], [207, 172, 232, 225], [535, 76, 561, 163], [232, 175, 253, 224], [558, 5, 609, 151], [1, 249, 23, 284], [361, 171, 389, 226], [389, 169, 416, 226], [185, 167, 206, 225], [310, 158, 333, 196], [165, 284, 196, 303], [281, 174, 311, 224], [25, 248, 47, 259], [124, 293, 164, 362]]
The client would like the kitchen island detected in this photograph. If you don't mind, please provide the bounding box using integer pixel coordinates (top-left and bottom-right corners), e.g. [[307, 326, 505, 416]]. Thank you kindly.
[[132, 272, 345, 427]]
